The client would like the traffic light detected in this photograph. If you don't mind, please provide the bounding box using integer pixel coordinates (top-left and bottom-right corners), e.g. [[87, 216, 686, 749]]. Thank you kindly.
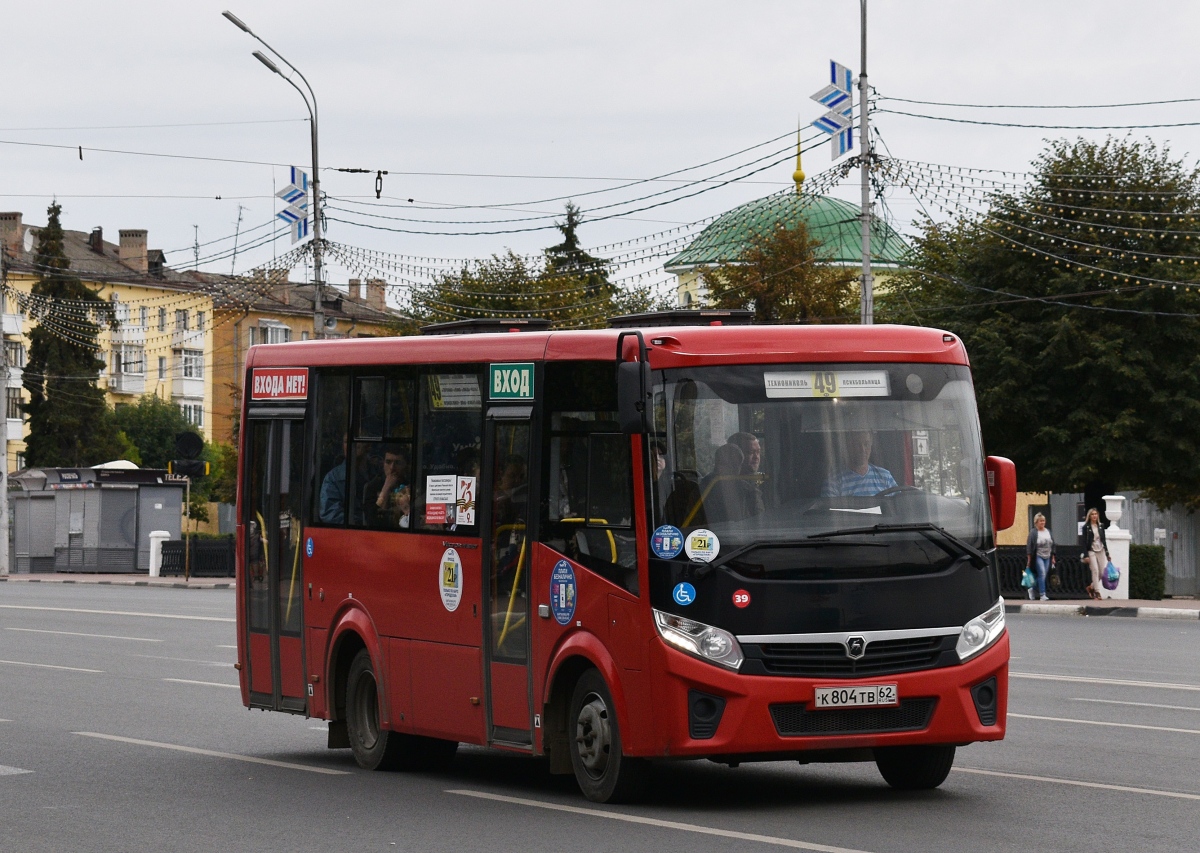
[[169, 459, 210, 478]]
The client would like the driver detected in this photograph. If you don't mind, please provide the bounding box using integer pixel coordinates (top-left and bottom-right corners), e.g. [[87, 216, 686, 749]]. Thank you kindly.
[[821, 430, 897, 497]]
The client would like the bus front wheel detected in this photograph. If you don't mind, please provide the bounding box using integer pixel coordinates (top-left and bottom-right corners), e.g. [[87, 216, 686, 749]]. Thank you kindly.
[[874, 744, 956, 790], [568, 669, 649, 803]]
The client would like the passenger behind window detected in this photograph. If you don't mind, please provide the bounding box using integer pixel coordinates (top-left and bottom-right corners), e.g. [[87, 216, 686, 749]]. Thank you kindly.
[[701, 443, 756, 523], [319, 434, 348, 524], [363, 445, 411, 528]]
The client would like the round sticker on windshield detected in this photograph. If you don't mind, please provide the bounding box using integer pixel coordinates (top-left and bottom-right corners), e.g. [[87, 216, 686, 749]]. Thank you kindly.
[[550, 559, 577, 625], [651, 524, 684, 559], [439, 548, 463, 612], [684, 528, 720, 563], [673, 582, 696, 606]]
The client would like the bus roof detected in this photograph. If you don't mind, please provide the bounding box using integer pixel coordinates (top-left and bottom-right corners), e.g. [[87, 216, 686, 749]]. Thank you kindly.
[[245, 324, 969, 370]]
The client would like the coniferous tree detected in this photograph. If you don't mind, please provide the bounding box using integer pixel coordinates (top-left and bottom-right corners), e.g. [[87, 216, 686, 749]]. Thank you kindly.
[[23, 202, 127, 467]]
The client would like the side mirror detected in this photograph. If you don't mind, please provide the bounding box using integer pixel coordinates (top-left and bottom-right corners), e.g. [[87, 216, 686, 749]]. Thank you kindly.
[[616, 330, 651, 434], [984, 456, 1017, 532], [617, 360, 650, 434]]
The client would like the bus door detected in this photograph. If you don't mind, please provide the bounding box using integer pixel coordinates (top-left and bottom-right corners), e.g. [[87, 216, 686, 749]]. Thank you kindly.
[[482, 405, 535, 746], [244, 416, 308, 714]]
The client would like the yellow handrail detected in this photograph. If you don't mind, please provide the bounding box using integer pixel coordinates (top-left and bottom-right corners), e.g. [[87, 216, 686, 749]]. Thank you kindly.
[[682, 474, 764, 527], [497, 536, 527, 649], [560, 517, 617, 563], [284, 517, 302, 625]]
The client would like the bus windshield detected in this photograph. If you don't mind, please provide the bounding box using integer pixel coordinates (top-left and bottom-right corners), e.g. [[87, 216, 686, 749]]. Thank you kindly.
[[649, 361, 993, 555]]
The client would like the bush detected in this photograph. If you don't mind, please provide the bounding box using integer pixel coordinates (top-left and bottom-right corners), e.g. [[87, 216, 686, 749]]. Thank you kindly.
[[1128, 544, 1166, 600]]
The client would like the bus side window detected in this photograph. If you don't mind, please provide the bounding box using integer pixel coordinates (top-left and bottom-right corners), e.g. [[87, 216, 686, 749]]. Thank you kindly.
[[349, 374, 417, 530], [415, 371, 483, 533], [312, 373, 350, 526]]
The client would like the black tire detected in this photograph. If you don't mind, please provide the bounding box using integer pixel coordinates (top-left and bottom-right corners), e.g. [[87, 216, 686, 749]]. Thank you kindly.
[[874, 745, 956, 790], [345, 649, 407, 770], [568, 669, 649, 803]]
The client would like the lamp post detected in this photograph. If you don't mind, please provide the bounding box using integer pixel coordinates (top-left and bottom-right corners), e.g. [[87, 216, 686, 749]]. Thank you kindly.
[[222, 10, 325, 339]]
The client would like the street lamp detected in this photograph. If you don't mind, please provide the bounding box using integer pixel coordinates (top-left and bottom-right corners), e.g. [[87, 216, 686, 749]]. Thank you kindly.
[[222, 10, 326, 339]]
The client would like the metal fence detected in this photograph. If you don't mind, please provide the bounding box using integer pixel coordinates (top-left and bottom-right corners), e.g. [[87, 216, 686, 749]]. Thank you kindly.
[[997, 546, 1091, 599], [160, 537, 236, 578]]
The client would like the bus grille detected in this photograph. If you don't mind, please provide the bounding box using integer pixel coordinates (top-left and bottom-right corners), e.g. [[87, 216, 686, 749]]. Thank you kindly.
[[770, 698, 937, 737], [744, 635, 955, 678]]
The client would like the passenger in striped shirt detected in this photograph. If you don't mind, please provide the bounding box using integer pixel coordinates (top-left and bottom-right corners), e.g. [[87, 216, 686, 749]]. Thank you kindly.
[[821, 431, 897, 497]]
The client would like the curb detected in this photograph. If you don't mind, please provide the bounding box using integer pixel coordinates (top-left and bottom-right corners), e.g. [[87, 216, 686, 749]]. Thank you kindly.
[[0, 575, 233, 590], [1006, 603, 1199, 620]]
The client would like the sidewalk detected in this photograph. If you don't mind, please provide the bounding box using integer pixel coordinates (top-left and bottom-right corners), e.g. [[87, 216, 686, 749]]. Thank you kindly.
[[0, 572, 232, 589], [1006, 597, 1200, 620]]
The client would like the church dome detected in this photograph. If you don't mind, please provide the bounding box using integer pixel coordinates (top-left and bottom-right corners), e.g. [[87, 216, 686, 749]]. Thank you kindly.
[[664, 189, 909, 271]]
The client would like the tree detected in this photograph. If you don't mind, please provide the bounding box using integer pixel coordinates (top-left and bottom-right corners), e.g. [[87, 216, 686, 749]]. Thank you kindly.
[[700, 221, 859, 323], [405, 203, 669, 330], [111, 395, 196, 470], [877, 137, 1200, 508], [22, 202, 128, 467]]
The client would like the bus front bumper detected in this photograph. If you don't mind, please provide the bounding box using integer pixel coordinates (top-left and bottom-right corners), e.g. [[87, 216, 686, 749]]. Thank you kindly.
[[645, 631, 1009, 759]]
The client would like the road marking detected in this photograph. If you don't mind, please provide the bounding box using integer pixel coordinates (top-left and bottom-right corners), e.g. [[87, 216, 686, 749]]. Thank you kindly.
[[0, 765, 32, 776], [0, 719, 11, 723], [72, 732, 349, 775], [163, 678, 240, 689], [1072, 697, 1200, 713], [0, 659, 103, 673], [1010, 712, 1200, 736], [134, 654, 230, 666], [447, 789, 873, 853], [216, 644, 237, 649], [955, 767, 1200, 801], [5, 627, 162, 643], [0, 605, 234, 623], [1011, 672, 1200, 692]]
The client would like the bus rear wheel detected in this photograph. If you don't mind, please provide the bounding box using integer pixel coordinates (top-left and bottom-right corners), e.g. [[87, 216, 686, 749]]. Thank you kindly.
[[874, 744, 956, 790], [568, 669, 649, 803]]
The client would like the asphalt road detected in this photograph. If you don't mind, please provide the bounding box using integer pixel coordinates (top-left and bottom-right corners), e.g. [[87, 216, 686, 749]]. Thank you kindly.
[[1, 583, 1197, 853]]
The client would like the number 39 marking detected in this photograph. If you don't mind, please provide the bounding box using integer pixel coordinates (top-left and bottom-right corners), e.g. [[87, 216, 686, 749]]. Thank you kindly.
[[732, 589, 751, 608]]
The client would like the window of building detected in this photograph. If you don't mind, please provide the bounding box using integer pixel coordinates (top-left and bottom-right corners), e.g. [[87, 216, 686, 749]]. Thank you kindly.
[[260, 323, 291, 345], [6, 387, 22, 420], [140, 306, 149, 328], [158, 307, 167, 332], [175, 310, 189, 331], [301, 331, 310, 341], [180, 349, 203, 379], [158, 356, 166, 380], [197, 311, 205, 331], [118, 345, 145, 376], [179, 403, 203, 427], [15, 452, 24, 470], [4, 340, 25, 369]]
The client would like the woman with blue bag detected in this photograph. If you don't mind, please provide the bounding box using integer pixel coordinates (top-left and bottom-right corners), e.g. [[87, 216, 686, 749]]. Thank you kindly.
[[1024, 512, 1055, 601], [1081, 508, 1110, 600]]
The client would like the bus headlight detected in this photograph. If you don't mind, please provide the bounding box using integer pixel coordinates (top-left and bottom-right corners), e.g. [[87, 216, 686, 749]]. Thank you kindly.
[[956, 598, 1006, 662], [654, 609, 743, 671]]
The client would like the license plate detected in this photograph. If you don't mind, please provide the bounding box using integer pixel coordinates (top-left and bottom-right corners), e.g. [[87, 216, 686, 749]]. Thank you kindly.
[[813, 683, 899, 709]]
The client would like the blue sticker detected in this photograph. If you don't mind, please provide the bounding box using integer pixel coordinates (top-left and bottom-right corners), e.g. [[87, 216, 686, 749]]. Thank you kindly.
[[305, 537, 314, 558], [672, 582, 696, 606], [651, 524, 684, 559], [550, 559, 577, 625]]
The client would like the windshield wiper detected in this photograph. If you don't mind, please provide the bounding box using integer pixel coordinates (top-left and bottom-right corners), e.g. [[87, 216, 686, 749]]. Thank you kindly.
[[806, 522, 990, 568], [702, 539, 845, 574]]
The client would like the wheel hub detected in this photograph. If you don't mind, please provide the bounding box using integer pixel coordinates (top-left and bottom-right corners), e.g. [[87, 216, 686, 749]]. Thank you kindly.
[[574, 693, 611, 779]]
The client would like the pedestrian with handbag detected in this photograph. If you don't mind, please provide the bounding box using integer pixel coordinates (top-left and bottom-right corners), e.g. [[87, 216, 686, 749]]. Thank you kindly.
[[1081, 508, 1110, 600], [1025, 512, 1055, 601]]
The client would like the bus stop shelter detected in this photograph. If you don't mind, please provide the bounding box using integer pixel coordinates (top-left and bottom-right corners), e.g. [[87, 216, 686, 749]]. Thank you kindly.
[[8, 465, 183, 573]]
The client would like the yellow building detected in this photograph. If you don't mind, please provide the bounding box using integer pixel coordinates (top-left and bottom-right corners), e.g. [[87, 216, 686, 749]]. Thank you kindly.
[[0, 210, 400, 468]]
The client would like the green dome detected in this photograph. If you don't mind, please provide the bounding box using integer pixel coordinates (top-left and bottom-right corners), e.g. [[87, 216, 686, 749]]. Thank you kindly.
[[665, 190, 909, 270]]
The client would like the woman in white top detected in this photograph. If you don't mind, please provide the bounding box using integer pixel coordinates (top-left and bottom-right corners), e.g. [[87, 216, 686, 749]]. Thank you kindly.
[[1080, 508, 1110, 600], [1024, 512, 1055, 601]]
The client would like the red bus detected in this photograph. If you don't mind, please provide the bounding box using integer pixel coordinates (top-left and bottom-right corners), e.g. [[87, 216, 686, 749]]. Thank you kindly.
[[236, 313, 1016, 802]]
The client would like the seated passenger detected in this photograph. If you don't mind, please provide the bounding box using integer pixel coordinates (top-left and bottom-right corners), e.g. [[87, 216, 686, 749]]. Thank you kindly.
[[821, 430, 898, 497], [703, 443, 755, 523], [363, 447, 411, 528]]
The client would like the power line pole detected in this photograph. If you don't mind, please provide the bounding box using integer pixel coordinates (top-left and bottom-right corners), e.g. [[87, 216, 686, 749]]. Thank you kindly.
[[193, 225, 200, 269], [0, 250, 9, 576], [230, 204, 245, 275], [859, 0, 874, 325]]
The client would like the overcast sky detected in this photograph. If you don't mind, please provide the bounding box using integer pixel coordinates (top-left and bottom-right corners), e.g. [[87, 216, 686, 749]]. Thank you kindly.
[[5, 0, 1200, 296]]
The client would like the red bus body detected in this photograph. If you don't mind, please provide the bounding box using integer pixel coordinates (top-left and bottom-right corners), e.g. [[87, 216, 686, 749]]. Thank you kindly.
[[236, 324, 1012, 796]]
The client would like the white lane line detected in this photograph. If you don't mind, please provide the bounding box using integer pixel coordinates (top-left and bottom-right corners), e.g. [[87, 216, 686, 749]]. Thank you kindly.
[[1010, 712, 1200, 736], [134, 654, 230, 666], [0, 719, 11, 723], [5, 627, 162, 643], [73, 732, 349, 775], [447, 789, 873, 853], [0, 765, 32, 776], [1011, 672, 1200, 692], [955, 767, 1200, 801], [1072, 697, 1200, 713], [163, 678, 240, 689], [215, 645, 237, 649], [0, 658, 103, 673], [0, 605, 233, 623]]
